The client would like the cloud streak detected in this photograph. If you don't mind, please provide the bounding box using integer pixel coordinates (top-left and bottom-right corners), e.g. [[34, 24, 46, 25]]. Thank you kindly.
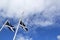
[[16, 34, 33, 40], [57, 35, 60, 40], [0, 0, 60, 27], [0, 0, 56, 18]]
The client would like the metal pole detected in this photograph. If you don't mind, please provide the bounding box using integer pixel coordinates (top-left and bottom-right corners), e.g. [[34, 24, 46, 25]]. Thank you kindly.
[[0, 25, 4, 31], [0, 20, 8, 31], [13, 20, 20, 40], [13, 12, 24, 40]]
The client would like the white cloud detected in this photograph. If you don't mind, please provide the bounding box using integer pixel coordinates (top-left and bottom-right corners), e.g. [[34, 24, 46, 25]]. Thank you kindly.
[[0, 0, 60, 27], [16, 34, 33, 40], [57, 35, 60, 40], [25, 7, 56, 27], [34, 20, 53, 26], [0, 0, 56, 18], [17, 36, 32, 40]]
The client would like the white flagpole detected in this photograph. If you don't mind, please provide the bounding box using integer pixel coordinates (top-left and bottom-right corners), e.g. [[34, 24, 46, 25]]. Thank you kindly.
[[13, 11, 24, 40], [0, 20, 8, 31], [0, 25, 5, 31], [13, 20, 20, 40]]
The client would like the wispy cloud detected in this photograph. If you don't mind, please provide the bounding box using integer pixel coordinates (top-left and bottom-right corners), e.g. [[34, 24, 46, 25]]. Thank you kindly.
[[16, 34, 33, 40], [57, 35, 60, 40], [0, 0, 59, 27], [0, 0, 56, 18]]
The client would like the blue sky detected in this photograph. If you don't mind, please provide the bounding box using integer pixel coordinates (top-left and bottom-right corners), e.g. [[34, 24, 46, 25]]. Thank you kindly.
[[0, 16, 60, 40], [0, 0, 60, 40], [0, 13, 60, 40]]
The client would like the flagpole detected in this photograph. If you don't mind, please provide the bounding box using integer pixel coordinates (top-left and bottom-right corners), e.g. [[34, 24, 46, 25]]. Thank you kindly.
[[13, 20, 20, 40], [0, 25, 5, 31], [13, 11, 24, 40], [0, 20, 8, 31]]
